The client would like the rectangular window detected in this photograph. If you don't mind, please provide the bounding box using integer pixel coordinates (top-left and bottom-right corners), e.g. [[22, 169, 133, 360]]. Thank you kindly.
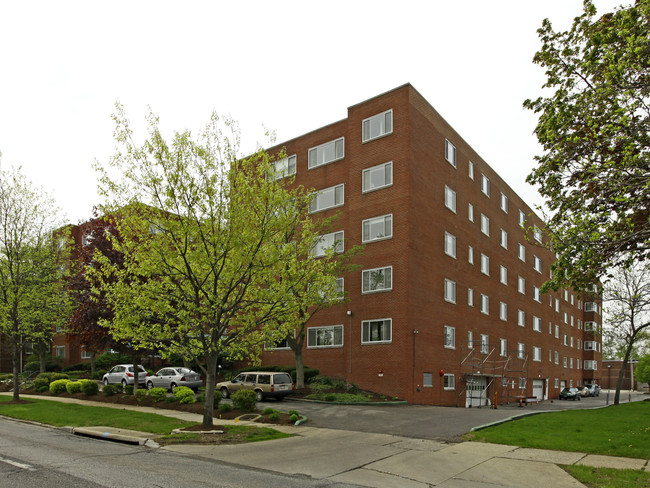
[[518, 243, 526, 262], [444, 232, 457, 258], [554, 351, 559, 364], [500, 266, 507, 285], [444, 374, 455, 390], [468, 203, 474, 222], [500, 338, 507, 357], [570, 358, 574, 369], [423, 372, 433, 387], [468, 245, 474, 264], [308, 137, 344, 169], [533, 256, 542, 273], [468, 161, 475, 180], [563, 334, 568, 346], [518, 210, 526, 226], [312, 231, 344, 257], [444, 279, 456, 304], [81, 349, 91, 359], [480, 254, 490, 275], [267, 154, 297, 180], [362, 214, 392, 243], [533, 316, 542, 332], [500, 229, 508, 249], [584, 360, 598, 371], [480, 294, 489, 315], [563, 356, 568, 368], [55, 346, 65, 358], [584, 341, 595, 351], [480, 334, 489, 354], [444, 325, 455, 348], [362, 266, 393, 294], [445, 139, 457, 168], [555, 324, 560, 338], [310, 184, 344, 213], [468, 288, 474, 307], [445, 186, 457, 213], [362, 109, 392, 143], [517, 343, 525, 359], [362, 161, 393, 192], [533, 286, 541, 303], [481, 214, 490, 236], [468, 331, 474, 349], [533, 226, 542, 243], [584, 322, 597, 332], [307, 325, 343, 348], [362, 319, 392, 344], [481, 173, 490, 197], [518, 276, 525, 294], [499, 302, 507, 321], [555, 298, 560, 312], [500, 193, 508, 213], [584, 302, 598, 313], [518, 309, 525, 327]]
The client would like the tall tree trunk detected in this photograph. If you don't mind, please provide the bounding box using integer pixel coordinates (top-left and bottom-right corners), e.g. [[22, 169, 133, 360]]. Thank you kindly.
[[203, 351, 218, 427], [614, 341, 634, 405], [90, 352, 96, 376], [12, 340, 20, 401], [39, 350, 47, 373], [288, 334, 305, 389], [132, 357, 139, 394]]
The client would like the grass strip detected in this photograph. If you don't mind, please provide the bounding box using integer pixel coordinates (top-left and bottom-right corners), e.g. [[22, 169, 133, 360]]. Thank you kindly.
[[467, 402, 649, 459], [562, 465, 650, 488]]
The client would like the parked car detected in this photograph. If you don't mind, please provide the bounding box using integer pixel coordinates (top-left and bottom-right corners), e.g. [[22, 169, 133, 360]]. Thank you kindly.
[[577, 386, 589, 397], [584, 383, 600, 397], [559, 387, 581, 401], [217, 371, 295, 402], [146, 367, 202, 392], [102, 364, 148, 387]]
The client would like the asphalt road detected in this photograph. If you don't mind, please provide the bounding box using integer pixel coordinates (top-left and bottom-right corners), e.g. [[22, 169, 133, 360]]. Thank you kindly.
[[0, 417, 362, 488]]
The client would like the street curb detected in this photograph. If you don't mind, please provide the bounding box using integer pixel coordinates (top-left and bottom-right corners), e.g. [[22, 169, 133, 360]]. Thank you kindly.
[[71, 427, 149, 445], [290, 398, 408, 406]]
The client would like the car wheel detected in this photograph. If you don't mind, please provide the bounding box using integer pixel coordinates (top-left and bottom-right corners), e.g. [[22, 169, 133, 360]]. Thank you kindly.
[[170, 383, 177, 392], [220, 387, 230, 399], [255, 390, 263, 402], [146, 381, 154, 390], [103, 378, 109, 386]]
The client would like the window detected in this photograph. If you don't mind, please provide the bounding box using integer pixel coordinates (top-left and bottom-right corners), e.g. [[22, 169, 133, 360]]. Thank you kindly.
[[362, 266, 392, 293], [533, 226, 542, 243], [555, 298, 560, 312], [266, 336, 291, 350], [549, 321, 553, 334], [584, 360, 598, 370], [468, 245, 474, 264], [481, 173, 490, 197], [55, 346, 65, 358], [307, 325, 343, 348], [518, 276, 525, 294], [584, 341, 595, 351], [468, 203, 474, 222], [468, 161, 475, 180], [584, 302, 598, 313], [518, 210, 526, 226], [500, 338, 507, 356], [517, 343, 525, 359], [563, 356, 568, 368], [480, 294, 489, 315], [312, 231, 344, 257], [570, 336, 574, 347], [518, 310, 525, 327], [554, 351, 559, 364], [310, 184, 344, 213], [481, 214, 490, 236], [267, 155, 297, 180], [533, 256, 542, 273], [480, 254, 490, 275], [445, 139, 457, 168], [500, 229, 508, 249], [480, 334, 489, 354], [499, 302, 507, 321], [308, 137, 344, 169], [444, 279, 456, 303], [533, 286, 541, 303], [423, 372, 433, 387], [362, 109, 392, 143], [363, 214, 392, 243], [555, 324, 560, 338], [570, 358, 574, 369], [500, 193, 508, 213], [444, 374, 455, 390], [519, 378, 527, 389], [362, 161, 393, 192], [554, 378, 559, 388], [81, 349, 91, 359], [468, 288, 474, 307], [362, 319, 392, 344], [444, 325, 455, 348], [500, 266, 507, 285], [563, 334, 568, 346], [444, 232, 456, 258], [468, 331, 474, 349], [584, 322, 597, 332], [518, 243, 526, 262], [445, 186, 457, 213], [533, 316, 542, 332]]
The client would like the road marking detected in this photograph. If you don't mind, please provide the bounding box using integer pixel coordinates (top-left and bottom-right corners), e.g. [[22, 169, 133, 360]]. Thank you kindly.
[[0, 456, 36, 471]]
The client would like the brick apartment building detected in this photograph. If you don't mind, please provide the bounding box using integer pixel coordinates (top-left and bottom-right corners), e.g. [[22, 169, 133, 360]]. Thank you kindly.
[[256, 83, 603, 406]]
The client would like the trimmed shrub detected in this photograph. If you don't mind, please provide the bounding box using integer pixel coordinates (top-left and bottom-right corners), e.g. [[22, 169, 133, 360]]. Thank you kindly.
[[147, 387, 167, 403], [66, 381, 82, 394], [308, 375, 332, 386], [92, 370, 106, 379], [288, 409, 299, 417], [50, 373, 69, 382], [269, 412, 280, 421], [165, 395, 177, 403], [231, 389, 257, 412], [262, 407, 276, 415], [79, 379, 99, 396], [36, 385, 49, 393], [32, 377, 50, 390], [289, 413, 299, 423], [134, 388, 147, 402], [62, 362, 91, 372], [50, 379, 71, 394], [218, 402, 232, 414], [123, 384, 134, 395], [174, 386, 195, 404], [102, 384, 118, 396]]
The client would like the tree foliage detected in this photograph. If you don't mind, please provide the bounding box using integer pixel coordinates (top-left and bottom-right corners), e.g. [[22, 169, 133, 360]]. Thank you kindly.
[[0, 166, 68, 400], [93, 106, 347, 425], [524, 0, 650, 291], [635, 355, 650, 387]]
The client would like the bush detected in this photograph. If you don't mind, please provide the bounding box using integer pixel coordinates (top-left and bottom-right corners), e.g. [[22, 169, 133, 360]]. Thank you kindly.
[[92, 370, 106, 379], [66, 381, 82, 394], [62, 362, 91, 372], [289, 413, 299, 423], [218, 403, 232, 414], [309, 375, 332, 386], [174, 386, 195, 404], [165, 395, 177, 403], [134, 388, 147, 402], [95, 352, 132, 369], [148, 387, 167, 402], [49, 379, 71, 394], [79, 379, 99, 396], [102, 384, 117, 396], [269, 412, 280, 421], [50, 373, 69, 382], [325, 394, 336, 402], [32, 377, 50, 390], [36, 385, 49, 393], [123, 384, 134, 395], [262, 407, 276, 415], [289, 409, 299, 417], [231, 389, 257, 412]]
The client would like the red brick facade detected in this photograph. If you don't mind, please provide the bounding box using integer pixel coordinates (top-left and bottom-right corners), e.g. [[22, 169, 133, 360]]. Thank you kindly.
[[257, 84, 603, 406]]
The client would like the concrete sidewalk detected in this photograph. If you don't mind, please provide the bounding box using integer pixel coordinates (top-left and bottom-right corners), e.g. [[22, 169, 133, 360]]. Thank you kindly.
[[7, 394, 650, 487]]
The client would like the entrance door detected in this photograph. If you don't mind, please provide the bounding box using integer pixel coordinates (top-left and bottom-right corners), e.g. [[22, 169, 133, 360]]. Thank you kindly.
[[465, 376, 487, 407], [532, 379, 544, 400]]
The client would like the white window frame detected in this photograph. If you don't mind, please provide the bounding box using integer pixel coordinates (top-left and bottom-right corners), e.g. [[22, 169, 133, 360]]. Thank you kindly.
[[533, 255, 542, 273], [443, 374, 455, 390], [444, 232, 457, 258], [468, 331, 474, 349], [468, 161, 475, 180], [445, 185, 457, 213], [533, 316, 542, 332], [468, 245, 474, 264], [518, 243, 526, 262], [481, 173, 490, 197], [310, 184, 345, 214], [267, 154, 297, 180], [480, 334, 489, 354], [468, 203, 474, 222], [444, 325, 455, 349], [500, 266, 507, 285], [480, 254, 490, 276], [500, 338, 507, 357], [54, 346, 65, 358], [361, 319, 392, 344], [423, 372, 433, 387], [312, 231, 344, 257], [362, 109, 393, 143], [518, 309, 525, 327], [517, 343, 525, 359], [518, 276, 525, 295], [362, 214, 393, 243], [307, 324, 344, 348], [81, 349, 91, 359], [480, 214, 490, 236], [468, 288, 474, 307], [533, 286, 541, 303], [533, 225, 542, 243], [362, 161, 393, 193], [584, 360, 598, 371], [555, 324, 560, 338], [480, 294, 489, 315], [500, 229, 508, 249], [444, 279, 457, 304], [518, 210, 526, 227], [362, 266, 393, 294], [500, 192, 508, 213], [445, 139, 457, 168], [584, 341, 596, 351], [499, 302, 507, 321], [308, 137, 344, 169]]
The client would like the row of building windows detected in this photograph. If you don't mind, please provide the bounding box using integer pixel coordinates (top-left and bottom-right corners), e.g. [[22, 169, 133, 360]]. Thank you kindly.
[[304, 319, 393, 348]]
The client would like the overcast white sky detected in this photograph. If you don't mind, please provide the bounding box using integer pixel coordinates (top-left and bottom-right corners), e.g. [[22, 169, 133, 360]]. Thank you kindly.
[[0, 0, 627, 225]]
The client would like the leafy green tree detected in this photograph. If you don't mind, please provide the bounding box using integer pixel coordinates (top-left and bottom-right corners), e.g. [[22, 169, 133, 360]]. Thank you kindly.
[[603, 264, 650, 404], [635, 355, 650, 391], [93, 106, 338, 426], [524, 0, 650, 292], [0, 166, 68, 400]]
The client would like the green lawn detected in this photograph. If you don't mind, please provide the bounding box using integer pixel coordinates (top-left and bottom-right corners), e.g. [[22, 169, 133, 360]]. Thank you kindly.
[[468, 402, 649, 459], [562, 466, 650, 488]]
